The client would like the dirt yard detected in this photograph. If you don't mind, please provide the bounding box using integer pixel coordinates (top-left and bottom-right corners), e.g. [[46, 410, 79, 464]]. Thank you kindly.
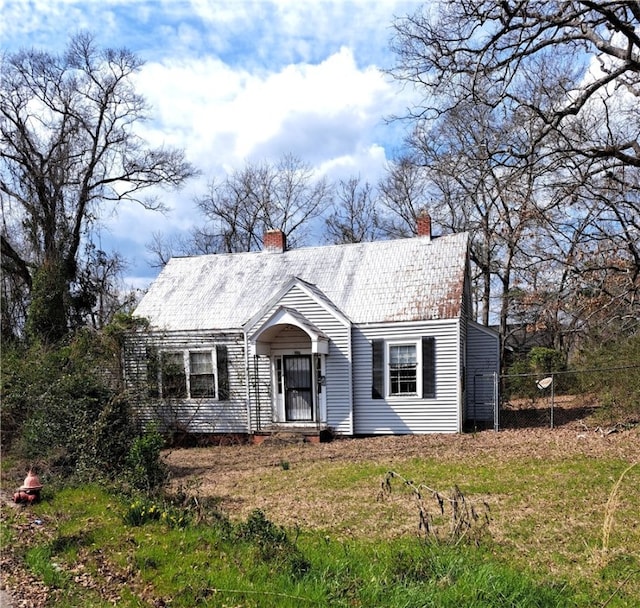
[[163, 425, 640, 536]]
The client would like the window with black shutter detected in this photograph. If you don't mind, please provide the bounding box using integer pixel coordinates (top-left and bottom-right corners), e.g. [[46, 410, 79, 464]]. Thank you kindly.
[[371, 337, 436, 400], [156, 346, 230, 400]]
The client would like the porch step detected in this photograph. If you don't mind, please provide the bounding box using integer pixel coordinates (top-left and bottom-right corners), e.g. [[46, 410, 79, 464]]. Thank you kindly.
[[252, 427, 332, 445]]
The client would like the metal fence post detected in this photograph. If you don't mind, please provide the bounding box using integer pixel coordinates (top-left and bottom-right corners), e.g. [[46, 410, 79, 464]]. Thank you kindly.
[[550, 373, 555, 429], [494, 371, 500, 432]]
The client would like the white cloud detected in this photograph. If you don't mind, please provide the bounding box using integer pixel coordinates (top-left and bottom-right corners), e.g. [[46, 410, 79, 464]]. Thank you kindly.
[[135, 45, 400, 169], [1, 0, 421, 286]]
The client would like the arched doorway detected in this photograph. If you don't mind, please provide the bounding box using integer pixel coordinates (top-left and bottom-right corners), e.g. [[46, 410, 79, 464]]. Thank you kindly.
[[248, 307, 329, 426]]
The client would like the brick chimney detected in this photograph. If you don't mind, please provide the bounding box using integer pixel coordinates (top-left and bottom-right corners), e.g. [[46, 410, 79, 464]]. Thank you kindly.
[[264, 229, 286, 253], [416, 211, 432, 239]]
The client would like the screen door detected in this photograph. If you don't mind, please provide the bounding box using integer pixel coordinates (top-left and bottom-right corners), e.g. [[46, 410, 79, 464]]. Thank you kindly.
[[284, 355, 313, 421]]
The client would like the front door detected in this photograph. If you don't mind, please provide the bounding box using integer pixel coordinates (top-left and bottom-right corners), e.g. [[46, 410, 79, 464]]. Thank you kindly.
[[284, 355, 313, 421]]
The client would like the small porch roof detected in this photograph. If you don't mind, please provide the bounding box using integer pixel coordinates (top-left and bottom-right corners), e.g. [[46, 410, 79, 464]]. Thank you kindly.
[[246, 306, 330, 355]]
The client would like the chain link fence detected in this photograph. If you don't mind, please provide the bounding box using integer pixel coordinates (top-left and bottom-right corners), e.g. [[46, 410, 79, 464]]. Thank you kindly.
[[498, 365, 640, 430]]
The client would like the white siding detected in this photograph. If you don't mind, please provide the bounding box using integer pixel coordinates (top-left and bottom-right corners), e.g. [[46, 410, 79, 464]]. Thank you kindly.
[[352, 320, 461, 434], [248, 354, 272, 431], [124, 331, 248, 434], [248, 284, 353, 434], [466, 322, 500, 423]]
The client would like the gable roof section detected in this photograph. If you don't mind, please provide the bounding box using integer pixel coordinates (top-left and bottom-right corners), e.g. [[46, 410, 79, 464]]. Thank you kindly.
[[248, 306, 330, 355], [243, 277, 352, 333], [134, 232, 470, 331]]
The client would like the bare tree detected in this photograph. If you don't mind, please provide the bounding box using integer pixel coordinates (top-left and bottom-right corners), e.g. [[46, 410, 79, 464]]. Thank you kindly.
[[194, 154, 331, 254], [69, 244, 137, 331], [388, 2, 640, 357], [377, 156, 431, 238], [145, 230, 204, 268], [521, 154, 640, 352], [0, 33, 196, 342], [324, 176, 384, 244], [389, 1, 640, 284], [389, 1, 640, 167], [405, 92, 550, 338]]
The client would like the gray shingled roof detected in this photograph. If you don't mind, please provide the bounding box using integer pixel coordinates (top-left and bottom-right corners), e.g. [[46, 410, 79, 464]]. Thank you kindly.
[[134, 232, 470, 331]]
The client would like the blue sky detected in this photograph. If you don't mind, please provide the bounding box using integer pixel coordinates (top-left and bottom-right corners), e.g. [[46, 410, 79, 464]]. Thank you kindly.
[[1, 0, 423, 290]]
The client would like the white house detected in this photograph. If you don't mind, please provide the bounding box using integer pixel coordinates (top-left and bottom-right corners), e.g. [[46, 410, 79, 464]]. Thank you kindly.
[[124, 216, 499, 440]]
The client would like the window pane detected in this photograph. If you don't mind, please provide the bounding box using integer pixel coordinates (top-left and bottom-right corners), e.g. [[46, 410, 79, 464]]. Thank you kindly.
[[190, 351, 215, 398], [164, 352, 183, 367], [190, 352, 213, 374], [162, 352, 187, 398], [390, 367, 417, 394], [190, 373, 215, 398], [390, 345, 416, 366], [389, 344, 417, 395]]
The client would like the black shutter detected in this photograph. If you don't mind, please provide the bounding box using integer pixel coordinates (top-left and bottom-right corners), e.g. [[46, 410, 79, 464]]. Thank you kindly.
[[372, 339, 384, 399], [422, 337, 435, 398], [216, 344, 230, 400]]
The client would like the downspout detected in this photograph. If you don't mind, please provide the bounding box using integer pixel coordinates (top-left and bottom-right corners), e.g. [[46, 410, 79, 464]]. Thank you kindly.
[[243, 331, 252, 434], [347, 324, 354, 435], [254, 355, 261, 431], [314, 353, 320, 431], [456, 318, 463, 433]]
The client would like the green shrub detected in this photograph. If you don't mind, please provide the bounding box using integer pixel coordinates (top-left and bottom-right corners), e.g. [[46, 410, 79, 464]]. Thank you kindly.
[[575, 332, 640, 422], [125, 427, 168, 494], [528, 347, 565, 375], [2, 334, 116, 472], [503, 359, 536, 399], [78, 393, 139, 481], [1, 326, 166, 491], [505, 347, 576, 398]]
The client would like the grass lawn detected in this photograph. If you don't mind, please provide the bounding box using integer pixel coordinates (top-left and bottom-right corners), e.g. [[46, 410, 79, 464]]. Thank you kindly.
[[1, 427, 639, 606]]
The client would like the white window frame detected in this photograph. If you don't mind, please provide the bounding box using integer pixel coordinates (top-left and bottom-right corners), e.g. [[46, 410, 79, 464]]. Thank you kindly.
[[188, 350, 216, 398], [159, 349, 218, 400], [386, 339, 422, 398]]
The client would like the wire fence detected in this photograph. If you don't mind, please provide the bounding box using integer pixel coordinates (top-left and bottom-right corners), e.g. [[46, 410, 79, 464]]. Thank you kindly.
[[498, 365, 640, 431]]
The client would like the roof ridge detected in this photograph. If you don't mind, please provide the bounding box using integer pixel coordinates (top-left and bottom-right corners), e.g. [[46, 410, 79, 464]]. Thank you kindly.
[[167, 231, 469, 263]]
